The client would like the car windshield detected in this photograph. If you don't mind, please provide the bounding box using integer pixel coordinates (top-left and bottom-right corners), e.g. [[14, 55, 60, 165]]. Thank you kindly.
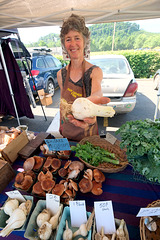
[[89, 58, 130, 74]]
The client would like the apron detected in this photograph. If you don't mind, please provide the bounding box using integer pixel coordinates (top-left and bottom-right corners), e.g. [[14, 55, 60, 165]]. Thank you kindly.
[[59, 61, 98, 142]]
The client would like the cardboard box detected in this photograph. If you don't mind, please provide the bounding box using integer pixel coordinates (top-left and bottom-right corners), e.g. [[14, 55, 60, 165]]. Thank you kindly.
[[0, 159, 15, 193], [38, 89, 53, 106], [2, 131, 29, 164]]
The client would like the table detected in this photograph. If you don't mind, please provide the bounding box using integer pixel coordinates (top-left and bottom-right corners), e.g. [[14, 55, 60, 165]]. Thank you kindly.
[[0, 150, 160, 240]]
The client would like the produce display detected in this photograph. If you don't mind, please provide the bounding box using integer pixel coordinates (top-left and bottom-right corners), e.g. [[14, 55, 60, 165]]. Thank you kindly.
[[116, 118, 160, 183], [0, 127, 21, 151], [0, 198, 32, 237]]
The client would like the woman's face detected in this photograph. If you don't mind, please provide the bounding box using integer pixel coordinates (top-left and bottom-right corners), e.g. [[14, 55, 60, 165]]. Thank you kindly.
[[64, 30, 85, 60]]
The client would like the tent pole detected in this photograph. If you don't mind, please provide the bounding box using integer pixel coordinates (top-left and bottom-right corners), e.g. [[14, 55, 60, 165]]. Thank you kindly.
[[0, 43, 21, 125], [154, 82, 160, 121]]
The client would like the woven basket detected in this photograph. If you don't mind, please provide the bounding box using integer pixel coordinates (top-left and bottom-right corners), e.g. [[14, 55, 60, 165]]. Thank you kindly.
[[140, 200, 160, 240], [78, 135, 128, 173]]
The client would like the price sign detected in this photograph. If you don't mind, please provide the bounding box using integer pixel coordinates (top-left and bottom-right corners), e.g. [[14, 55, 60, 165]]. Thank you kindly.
[[6, 190, 26, 202], [46, 193, 60, 215], [94, 201, 116, 234], [45, 138, 70, 151], [105, 133, 117, 145], [137, 207, 160, 217], [69, 200, 87, 227]]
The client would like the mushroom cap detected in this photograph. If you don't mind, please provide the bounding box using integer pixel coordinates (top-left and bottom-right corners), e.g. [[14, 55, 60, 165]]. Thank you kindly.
[[38, 171, 46, 182], [69, 161, 84, 171], [79, 178, 93, 193], [33, 156, 44, 170], [21, 175, 33, 190], [67, 169, 80, 179], [43, 157, 53, 169], [23, 157, 35, 171], [58, 168, 68, 178], [26, 170, 36, 180], [41, 179, 55, 191], [51, 158, 61, 170], [69, 179, 78, 191], [52, 183, 65, 196], [15, 172, 24, 184], [32, 181, 44, 195], [91, 180, 103, 195], [93, 169, 105, 183], [57, 150, 71, 159], [45, 170, 53, 180], [65, 189, 73, 197], [64, 160, 72, 169]]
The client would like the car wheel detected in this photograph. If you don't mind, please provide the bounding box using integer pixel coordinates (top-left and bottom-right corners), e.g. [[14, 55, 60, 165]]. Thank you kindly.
[[153, 74, 160, 90], [47, 80, 55, 95]]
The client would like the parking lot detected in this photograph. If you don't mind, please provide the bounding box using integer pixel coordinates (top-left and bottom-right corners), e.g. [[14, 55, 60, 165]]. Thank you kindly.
[[0, 79, 159, 137]]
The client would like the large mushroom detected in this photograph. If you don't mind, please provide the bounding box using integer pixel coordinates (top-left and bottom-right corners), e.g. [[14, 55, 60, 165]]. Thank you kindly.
[[51, 158, 61, 172], [79, 177, 93, 193], [32, 181, 45, 196], [52, 184, 65, 196], [23, 157, 35, 171], [33, 156, 44, 171], [69, 161, 84, 171], [41, 179, 55, 192], [93, 169, 105, 183], [91, 180, 103, 195]]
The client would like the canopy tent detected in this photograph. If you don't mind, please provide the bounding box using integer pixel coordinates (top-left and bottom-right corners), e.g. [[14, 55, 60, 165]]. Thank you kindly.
[[0, 0, 160, 29]]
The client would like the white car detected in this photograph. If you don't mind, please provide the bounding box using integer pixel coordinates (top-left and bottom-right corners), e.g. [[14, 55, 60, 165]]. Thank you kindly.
[[89, 55, 138, 114]]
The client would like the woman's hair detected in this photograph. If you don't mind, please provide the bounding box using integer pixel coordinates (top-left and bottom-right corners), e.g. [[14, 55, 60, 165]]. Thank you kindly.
[[60, 14, 90, 49]]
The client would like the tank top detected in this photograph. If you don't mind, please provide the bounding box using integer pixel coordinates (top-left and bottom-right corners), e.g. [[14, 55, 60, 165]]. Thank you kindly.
[[59, 64, 99, 142]]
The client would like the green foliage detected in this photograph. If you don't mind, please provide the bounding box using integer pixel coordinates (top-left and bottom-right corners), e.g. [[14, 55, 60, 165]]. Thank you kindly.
[[116, 118, 160, 183]]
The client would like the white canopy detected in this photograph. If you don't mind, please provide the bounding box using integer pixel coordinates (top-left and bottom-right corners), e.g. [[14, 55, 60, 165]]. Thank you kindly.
[[0, 0, 160, 29]]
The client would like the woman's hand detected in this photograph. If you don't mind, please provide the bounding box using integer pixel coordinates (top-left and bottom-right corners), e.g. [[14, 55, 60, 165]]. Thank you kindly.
[[67, 114, 96, 129]]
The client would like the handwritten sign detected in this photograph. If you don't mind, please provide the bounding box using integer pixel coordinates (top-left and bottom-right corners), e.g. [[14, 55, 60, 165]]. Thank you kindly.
[[69, 200, 87, 227], [94, 201, 116, 234], [46, 193, 60, 215], [137, 207, 160, 217], [45, 138, 70, 151], [6, 190, 26, 202]]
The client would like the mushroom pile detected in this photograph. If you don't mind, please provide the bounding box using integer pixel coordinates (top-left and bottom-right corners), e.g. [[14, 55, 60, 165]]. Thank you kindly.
[[40, 144, 56, 157], [52, 179, 78, 205], [32, 171, 56, 197], [56, 150, 71, 159], [79, 169, 105, 195], [58, 160, 84, 180], [0, 127, 21, 151], [42, 157, 61, 173], [14, 170, 36, 191], [23, 156, 45, 172]]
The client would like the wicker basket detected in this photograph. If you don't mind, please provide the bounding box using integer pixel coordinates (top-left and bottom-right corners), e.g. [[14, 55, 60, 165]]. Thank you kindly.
[[78, 135, 128, 173], [140, 200, 160, 240]]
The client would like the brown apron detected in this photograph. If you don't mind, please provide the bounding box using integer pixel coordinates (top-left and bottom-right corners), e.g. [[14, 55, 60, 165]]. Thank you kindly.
[[59, 61, 98, 142]]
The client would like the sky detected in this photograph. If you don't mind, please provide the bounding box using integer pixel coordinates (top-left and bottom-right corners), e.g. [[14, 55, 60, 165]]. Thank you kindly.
[[18, 18, 160, 44]]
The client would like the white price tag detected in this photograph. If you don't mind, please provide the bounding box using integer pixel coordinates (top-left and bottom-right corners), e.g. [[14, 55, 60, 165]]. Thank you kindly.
[[105, 133, 117, 145], [137, 207, 160, 217], [69, 200, 87, 227], [94, 201, 116, 234], [6, 190, 26, 202], [46, 193, 60, 215]]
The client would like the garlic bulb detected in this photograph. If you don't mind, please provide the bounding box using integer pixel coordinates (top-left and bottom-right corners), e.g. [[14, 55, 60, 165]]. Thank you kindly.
[[3, 199, 19, 216], [36, 209, 51, 228], [0, 208, 26, 237], [63, 220, 73, 240], [73, 223, 88, 238], [19, 200, 32, 216], [71, 98, 115, 120], [49, 204, 63, 230], [38, 221, 52, 240]]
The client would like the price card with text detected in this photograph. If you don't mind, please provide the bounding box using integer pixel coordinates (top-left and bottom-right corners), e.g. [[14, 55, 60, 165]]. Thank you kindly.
[[6, 190, 26, 202], [94, 201, 116, 234], [45, 138, 70, 151], [69, 200, 87, 227], [46, 193, 60, 215], [137, 207, 160, 217]]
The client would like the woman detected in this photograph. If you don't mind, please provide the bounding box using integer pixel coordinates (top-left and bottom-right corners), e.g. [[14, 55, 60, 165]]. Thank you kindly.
[[57, 14, 110, 141]]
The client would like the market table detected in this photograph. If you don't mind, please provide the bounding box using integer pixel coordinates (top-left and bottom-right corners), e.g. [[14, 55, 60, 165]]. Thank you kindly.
[[0, 146, 160, 240]]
